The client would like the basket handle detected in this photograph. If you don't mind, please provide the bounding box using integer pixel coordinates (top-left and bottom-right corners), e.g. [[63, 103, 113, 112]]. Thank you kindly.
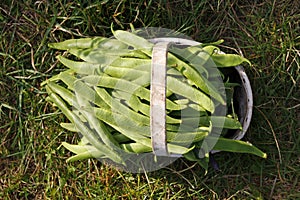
[[150, 42, 171, 157]]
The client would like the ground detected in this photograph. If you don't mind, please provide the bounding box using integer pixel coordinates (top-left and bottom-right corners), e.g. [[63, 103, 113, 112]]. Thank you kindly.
[[0, 0, 299, 199]]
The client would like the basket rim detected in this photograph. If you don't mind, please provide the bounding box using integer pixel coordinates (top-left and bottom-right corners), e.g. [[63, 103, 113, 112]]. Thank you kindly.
[[148, 37, 253, 142]]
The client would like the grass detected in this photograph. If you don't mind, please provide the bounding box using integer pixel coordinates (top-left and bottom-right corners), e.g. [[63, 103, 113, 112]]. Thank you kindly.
[[0, 0, 299, 199]]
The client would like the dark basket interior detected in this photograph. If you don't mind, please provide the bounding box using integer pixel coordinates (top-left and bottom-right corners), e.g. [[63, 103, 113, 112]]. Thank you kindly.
[[220, 67, 248, 139]]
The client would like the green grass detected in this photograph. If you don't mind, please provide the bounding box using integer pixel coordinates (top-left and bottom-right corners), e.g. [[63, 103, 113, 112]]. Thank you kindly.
[[0, 0, 299, 199]]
